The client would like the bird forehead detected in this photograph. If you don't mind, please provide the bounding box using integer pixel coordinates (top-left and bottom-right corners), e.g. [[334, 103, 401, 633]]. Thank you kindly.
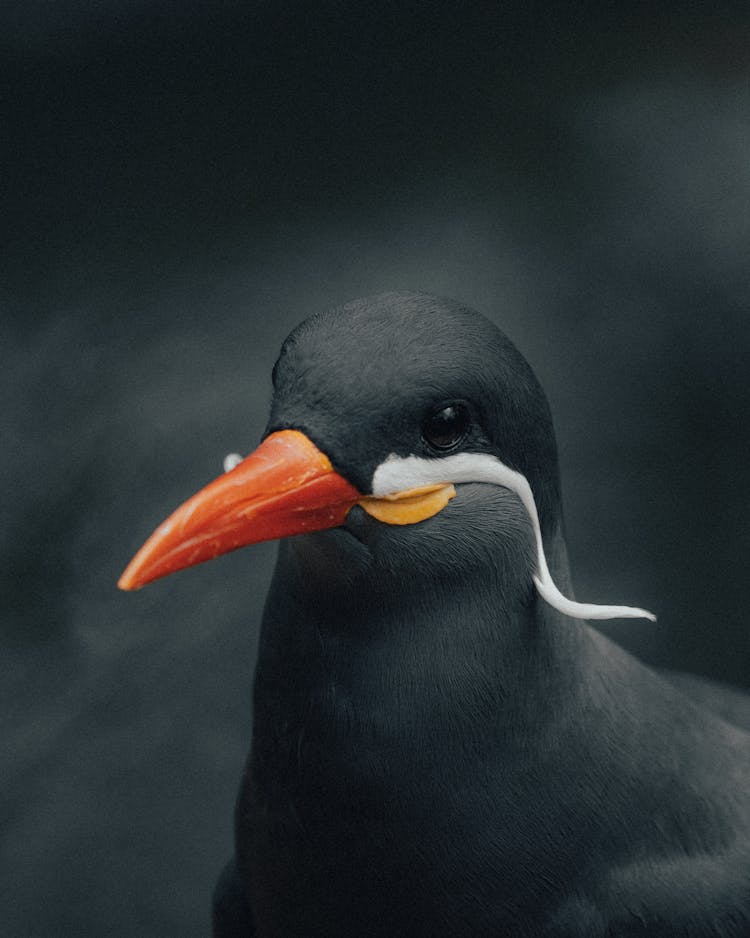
[[274, 303, 509, 403]]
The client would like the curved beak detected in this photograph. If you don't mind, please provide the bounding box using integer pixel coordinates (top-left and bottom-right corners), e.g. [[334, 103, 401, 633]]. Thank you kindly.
[[118, 430, 360, 590], [118, 429, 457, 591]]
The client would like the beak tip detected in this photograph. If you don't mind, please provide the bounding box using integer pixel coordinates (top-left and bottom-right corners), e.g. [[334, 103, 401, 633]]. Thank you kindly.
[[117, 570, 139, 591], [118, 554, 152, 591]]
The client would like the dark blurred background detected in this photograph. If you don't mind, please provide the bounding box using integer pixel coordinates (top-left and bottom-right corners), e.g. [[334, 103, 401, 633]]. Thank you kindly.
[[2, 2, 749, 934]]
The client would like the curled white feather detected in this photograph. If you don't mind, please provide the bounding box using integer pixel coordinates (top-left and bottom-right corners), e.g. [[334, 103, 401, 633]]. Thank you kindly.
[[372, 452, 656, 623]]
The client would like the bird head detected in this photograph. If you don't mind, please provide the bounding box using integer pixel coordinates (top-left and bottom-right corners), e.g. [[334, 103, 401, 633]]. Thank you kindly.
[[118, 293, 653, 623]]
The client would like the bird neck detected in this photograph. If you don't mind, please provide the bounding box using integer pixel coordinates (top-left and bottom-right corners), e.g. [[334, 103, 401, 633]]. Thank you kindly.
[[254, 524, 589, 746], [244, 525, 618, 923]]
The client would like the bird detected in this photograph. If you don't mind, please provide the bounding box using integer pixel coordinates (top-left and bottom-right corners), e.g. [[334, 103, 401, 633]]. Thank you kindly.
[[119, 293, 750, 937]]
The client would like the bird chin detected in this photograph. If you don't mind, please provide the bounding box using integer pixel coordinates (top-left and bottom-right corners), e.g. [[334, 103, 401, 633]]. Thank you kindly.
[[341, 503, 375, 544], [290, 520, 374, 581]]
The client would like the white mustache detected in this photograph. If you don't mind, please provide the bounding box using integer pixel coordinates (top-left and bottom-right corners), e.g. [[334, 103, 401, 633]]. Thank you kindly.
[[372, 451, 656, 623]]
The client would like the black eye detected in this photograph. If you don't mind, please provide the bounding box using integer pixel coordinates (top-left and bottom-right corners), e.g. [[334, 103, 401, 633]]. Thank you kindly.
[[422, 403, 470, 452]]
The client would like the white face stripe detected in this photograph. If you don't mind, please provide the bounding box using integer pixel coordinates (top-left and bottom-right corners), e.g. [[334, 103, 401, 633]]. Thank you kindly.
[[371, 453, 656, 623]]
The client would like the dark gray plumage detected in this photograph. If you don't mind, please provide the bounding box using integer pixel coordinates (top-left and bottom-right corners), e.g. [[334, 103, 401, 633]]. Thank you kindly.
[[212, 293, 749, 937]]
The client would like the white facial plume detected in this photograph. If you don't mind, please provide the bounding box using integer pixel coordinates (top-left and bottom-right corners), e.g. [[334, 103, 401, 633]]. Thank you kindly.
[[372, 452, 656, 623]]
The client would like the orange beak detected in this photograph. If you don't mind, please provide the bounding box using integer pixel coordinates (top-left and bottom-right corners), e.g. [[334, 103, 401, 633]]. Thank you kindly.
[[118, 428, 458, 592], [118, 430, 360, 590]]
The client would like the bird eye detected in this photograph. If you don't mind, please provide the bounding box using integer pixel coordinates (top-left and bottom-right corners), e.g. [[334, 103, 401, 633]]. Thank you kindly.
[[421, 403, 470, 452]]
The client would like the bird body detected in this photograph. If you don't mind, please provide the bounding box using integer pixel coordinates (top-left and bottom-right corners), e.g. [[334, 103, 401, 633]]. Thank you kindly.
[[120, 294, 750, 936], [239, 532, 749, 937]]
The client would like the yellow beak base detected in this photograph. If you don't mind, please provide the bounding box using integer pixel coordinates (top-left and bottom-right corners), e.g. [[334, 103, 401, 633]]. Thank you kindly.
[[357, 484, 456, 525]]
